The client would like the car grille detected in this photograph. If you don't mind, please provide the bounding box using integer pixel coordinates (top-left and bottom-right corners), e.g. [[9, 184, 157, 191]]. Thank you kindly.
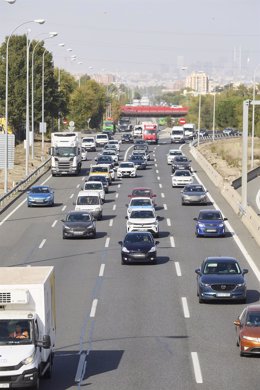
[[250, 348, 260, 353], [58, 161, 72, 170], [211, 284, 236, 291]]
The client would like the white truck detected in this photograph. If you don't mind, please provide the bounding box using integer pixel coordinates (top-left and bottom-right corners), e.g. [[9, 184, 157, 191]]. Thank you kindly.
[[0, 266, 55, 389], [183, 123, 196, 140], [50, 132, 82, 176]]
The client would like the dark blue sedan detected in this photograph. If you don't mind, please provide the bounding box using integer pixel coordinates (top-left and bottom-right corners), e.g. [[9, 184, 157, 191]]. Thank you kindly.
[[195, 257, 248, 303], [128, 154, 147, 169], [194, 209, 227, 237], [27, 185, 54, 207]]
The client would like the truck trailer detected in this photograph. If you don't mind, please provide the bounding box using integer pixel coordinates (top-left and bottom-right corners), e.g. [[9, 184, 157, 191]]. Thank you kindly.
[[0, 266, 56, 389]]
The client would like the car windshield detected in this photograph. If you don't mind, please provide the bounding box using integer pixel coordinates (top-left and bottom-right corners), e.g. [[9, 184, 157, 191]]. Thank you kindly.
[[174, 157, 188, 162], [185, 186, 204, 192], [174, 171, 191, 176], [92, 167, 108, 173], [132, 190, 151, 197], [169, 151, 181, 156], [120, 163, 133, 168], [30, 187, 50, 194], [82, 138, 93, 142], [130, 210, 154, 218], [131, 199, 152, 207], [67, 213, 91, 222], [199, 211, 222, 220], [0, 320, 33, 345], [246, 313, 260, 327], [125, 233, 153, 243], [88, 176, 107, 184], [77, 196, 99, 205], [203, 261, 241, 274], [85, 183, 102, 190]]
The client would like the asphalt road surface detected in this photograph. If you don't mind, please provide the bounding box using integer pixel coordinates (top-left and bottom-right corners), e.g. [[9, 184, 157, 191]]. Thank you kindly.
[[0, 134, 260, 390]]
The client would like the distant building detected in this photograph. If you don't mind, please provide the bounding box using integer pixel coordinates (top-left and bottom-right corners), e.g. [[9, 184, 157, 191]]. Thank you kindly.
[[186, 72, 209, 93], [91, 73, 116, 85]]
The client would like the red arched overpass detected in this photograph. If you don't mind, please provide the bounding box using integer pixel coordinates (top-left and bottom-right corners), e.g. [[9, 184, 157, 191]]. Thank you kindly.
[[120, 105, 188, 117]]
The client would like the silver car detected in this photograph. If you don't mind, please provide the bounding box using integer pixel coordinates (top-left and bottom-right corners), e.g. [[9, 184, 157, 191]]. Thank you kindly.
[[181, 184, 208, 205]]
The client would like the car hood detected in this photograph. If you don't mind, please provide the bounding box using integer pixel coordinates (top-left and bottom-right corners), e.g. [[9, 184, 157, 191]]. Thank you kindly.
[[183, 191, 206, 196], [241, 327, 260, 337], [200, 274, 245, 284], [63, 221, 93, 228], [123, 242, 154, 251], [128, 217, 156, 224], [28, 192, 51, 198], [198, 219, 224, 225]]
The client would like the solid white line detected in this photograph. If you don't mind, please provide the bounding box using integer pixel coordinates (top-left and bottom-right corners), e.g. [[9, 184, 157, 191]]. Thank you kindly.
[[113, 204, 116, 211], [99, 264, 105, 277], [161, 193, 165, 198], [191, 352, 203, 383], [62, 205, 67, 212], [39, 239, 46, 249], [90, 299, 98, 318], [109, 219, 113, 227], [175, 262, 182, 276], [167, 218, 171, 226], [193, 172, 260, 282], [105, 237, 110, 247], [116, 193, 119, 199], [41, 175, 52, 185], [51, 220, 57, 228], [256, 189, 260, 211], [70, 194, 74, 199], [124, 145, 134, 161], [163, 204, 168, 210], [170, 236, 175, 247], [159, 183, 162, 188], [181, 297, 190, 318]]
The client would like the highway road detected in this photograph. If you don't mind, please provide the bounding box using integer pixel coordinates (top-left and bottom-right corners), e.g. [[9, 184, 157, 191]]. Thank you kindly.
[[0, 134, 260, 390]]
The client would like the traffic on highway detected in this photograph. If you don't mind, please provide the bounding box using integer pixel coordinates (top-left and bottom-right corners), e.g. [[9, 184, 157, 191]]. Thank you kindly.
[[0, 125, 260, 390]]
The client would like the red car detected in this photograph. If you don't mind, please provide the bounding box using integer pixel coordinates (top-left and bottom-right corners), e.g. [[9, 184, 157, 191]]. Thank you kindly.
[[234, 305, 260, 356], [128, 187, 157, 205]]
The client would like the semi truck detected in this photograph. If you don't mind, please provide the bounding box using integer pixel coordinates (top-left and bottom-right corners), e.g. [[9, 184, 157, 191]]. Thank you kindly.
[[0, 266, 56, 389], [50, 132, 82, 176]]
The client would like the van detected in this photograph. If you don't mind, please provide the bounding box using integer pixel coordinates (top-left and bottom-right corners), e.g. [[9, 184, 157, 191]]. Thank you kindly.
[[95, 133, 109, 147], [82, 136, 96, 151], [171, 126, 185, 143], [74, 190, 103, 220]]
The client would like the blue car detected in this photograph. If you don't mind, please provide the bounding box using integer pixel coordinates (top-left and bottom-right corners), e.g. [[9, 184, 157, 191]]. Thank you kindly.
[[194, 209, 227, 237], [27, 185, 54, 207], [195, 257, 248, 303]]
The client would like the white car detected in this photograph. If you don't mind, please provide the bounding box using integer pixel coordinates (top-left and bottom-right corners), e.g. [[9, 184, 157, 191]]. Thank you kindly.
[[117, 162, 137, 178], [81, 147, 88, 161], [171, 169, 194, 187], [126, 197, 155, 218], [102, 144, 119, 155], [166, 149, 184, 165], [126, 207, 159, 237], [82, 136, 96, 151], [99, 149, 119, 164], [95, 133, 109, 147], [82, 181, 105, 202], [107, 139, 121, 151]]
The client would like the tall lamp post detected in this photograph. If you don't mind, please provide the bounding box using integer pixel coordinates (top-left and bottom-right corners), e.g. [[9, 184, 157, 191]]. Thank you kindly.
[[212, 92, 216, 141], [251, 67, 260, 169], [4, 18, 45, 193], [197, 94, 201, 146]]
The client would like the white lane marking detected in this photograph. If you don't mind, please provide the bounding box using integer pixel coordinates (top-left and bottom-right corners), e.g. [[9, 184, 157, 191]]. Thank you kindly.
[[116, 193, 119, 199], [167, 218, 171, 226], [256, 189, 260, 211], [175, 262, 182, 276], [81, 177, 85, 181], [191, 352, 203, 384], [76, 184, 80, 189], [124, 145, 134, 161], [52, 220, 57, 228], [99, 264, 105, 277], [157, 176, 160, 180], [156, 169, 159, 174], [155, 163, 158, 167], [109, 219, 113, 227], [39, 239, 46, 249], [70, 194, 74, 199], [118, 184, 121, 188], [113, 204, 116, 211], [90, 299, 98, 318], [154, 158, 157, 162], [159, 183, 162, 188], [105, 237, 110, 247], [0, 174, 52, 227], [161, 193, 165, 198], [170, 236, 175, 247], [62, 205, 67, 212], [163, 204, 168, 210], [193, 172, 260, 282], [181, 297, 190, 318]]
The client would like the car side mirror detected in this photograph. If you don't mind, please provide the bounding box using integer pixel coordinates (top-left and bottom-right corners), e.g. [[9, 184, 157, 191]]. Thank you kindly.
[[233, 319, 241, 327], [195, 269, 201, 275], [193, 217, 198, 221], [224, 217, 228, 221], [118, 241, 122, 245], [242, 269, 248, 275], [39, 334, 51, 349], [125, 216, 128, 219], [155, 241, 160, 245]]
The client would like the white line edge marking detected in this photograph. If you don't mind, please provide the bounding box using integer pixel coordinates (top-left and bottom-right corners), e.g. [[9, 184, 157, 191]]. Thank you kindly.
[[163, 204, 168, 210], [105, 237, 110, 247], [161, 193, 165, 198], [99, 264, 105, 277], [109, 219, 113, 227], [70, 194, 74, 199], [193, 172, 260, 282], [82, 177, 85, 181], [113, 205, 116, 211], [62, 205, 67, 212], [256, 189, 260, 211], [39, 239, 46, 249], [181, 297, 190, 318], [0, 174, 52, 227], [155, 163, 158, 167], [191, 352, 203, 383], [76, 184, 80, 188], [174, 262, 182, 276], [90, 299, 98, 317], [118, 184, 121, 188], [116, 193, 119, 198], [170, 236, 175, 247], [159, 183, 162, 189], [167, 218, 171, 226], [51, 220, 57, 228], [156, 169, 159, 174]]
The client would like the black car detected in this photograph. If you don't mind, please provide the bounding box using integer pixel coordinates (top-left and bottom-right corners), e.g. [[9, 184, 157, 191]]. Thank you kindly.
[[128, 154, 147, 169], [119, 232, 159, 264], [133, 143, 149, 153], [87, 175, 109, 193], [195, 257, 248, 303], [62, 211, 96, 239], [121, 133, 133, 143], [171, 156, 191, 173]]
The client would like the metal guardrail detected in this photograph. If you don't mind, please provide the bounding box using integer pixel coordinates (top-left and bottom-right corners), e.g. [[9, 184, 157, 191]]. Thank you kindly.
[[191, 133, 241, 147], [0, 157, 51, 210], [232, 166, 260, 189]]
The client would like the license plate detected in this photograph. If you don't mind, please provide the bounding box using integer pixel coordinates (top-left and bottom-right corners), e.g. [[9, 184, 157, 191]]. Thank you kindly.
[[206, 229, 216, 233], [0, 384, 10, 388], [73, 232, 84, 235], [216, 293, 231, 297]]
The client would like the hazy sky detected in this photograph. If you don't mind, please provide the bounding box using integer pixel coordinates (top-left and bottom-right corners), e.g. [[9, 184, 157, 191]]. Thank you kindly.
[[1, 0, 260, 77]]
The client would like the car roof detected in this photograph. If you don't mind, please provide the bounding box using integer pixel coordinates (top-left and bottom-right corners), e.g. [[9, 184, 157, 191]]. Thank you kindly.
[[129, 206, 155, 211], [130, 196, 152, 201], [204, 257, 238, 263], [246, 305, 260, 312]]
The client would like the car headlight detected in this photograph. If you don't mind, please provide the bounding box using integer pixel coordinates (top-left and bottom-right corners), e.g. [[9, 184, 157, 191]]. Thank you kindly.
[[148, 246, 156, 253], [200, 282, 210, 287], [198, 223, 205, 227], [64, 225, 71, 230], [22, 353, 35, 365], [122, 246, 130, 253], [218, 223, 224, 228], [242, 336, 259, 342], [237, 283, 246, 287]]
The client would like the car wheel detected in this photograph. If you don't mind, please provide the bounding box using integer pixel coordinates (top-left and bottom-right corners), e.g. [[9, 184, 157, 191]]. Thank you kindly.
[[92, 231, 96, 239], [98, 214, 102, 221], [121, 258, 126, 265], [199, 296, 204, 303], [155, 231, 160, 238], [62, 234, 66, 239]]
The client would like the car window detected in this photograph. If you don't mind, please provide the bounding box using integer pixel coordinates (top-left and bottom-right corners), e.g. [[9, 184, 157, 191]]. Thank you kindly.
[[67, 213, 91, 222], [125, 234, 152, 243], [246, 313, 260, 326], [199, 211, 222, 220], [203, 261, 240, 274], [130, 210, 154, 218], [77, 196, 99, 205]]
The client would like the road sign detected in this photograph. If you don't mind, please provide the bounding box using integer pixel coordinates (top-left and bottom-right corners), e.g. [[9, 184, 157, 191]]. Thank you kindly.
[[39, 122, 47, 133], [179, 118, 186, 125], [69, 121, 75, 127], [0, 134, 15, 169]]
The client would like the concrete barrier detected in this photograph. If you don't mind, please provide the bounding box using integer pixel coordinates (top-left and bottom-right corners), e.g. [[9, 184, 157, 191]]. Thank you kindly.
[[190, 145, 260, 247]]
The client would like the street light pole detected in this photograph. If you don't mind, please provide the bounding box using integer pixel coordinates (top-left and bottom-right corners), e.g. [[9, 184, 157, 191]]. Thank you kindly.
[[251, 67, 260, 169], [41, 49, 47, 159], [25, 31, 30, 176], [197, 94, 201, 146], [212, 93, 216, 141]]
